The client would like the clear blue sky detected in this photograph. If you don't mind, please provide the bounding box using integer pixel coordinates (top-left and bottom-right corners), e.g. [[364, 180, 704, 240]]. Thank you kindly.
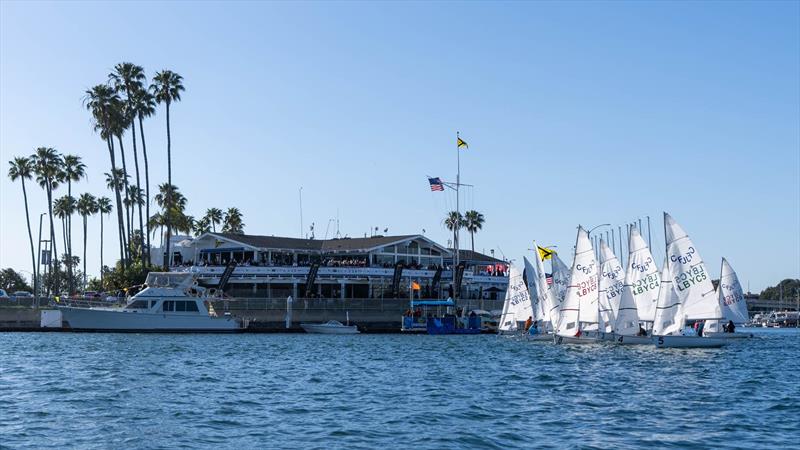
[[1, 1, 798, 292]]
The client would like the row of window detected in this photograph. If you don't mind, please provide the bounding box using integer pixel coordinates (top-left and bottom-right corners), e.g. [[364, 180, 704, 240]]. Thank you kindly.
[[125, 299, 200, 312]]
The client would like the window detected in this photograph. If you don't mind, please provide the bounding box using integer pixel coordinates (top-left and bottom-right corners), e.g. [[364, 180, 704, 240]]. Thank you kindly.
[[185, 301, 199, 312], [162, 301, 174, 312], [176, 301, 187, 312], [125, 300, 149, 310]]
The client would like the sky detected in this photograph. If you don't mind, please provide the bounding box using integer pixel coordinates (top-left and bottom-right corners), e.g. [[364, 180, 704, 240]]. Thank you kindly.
[[1, 1, 798, 292]]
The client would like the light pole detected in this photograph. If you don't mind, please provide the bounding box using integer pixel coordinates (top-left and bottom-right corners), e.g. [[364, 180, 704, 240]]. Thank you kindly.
[[36, 212, 46, 307]]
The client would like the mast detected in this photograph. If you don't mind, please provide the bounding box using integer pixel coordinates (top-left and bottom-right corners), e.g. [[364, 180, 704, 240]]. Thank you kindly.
[[453, 131, 462, 303]]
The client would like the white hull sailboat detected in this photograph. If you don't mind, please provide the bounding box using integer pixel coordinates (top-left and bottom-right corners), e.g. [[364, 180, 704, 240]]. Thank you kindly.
[[616, 335, 653, 345], [498, 264, 535, 335], [555, 226, 601, 345], [653, 213, 726, 349], [614, 226, 660, 345], [704, 258, 753, 339]]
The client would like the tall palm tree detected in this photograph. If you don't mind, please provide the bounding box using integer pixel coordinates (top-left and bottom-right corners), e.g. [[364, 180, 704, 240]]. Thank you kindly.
[[32, 147, 63, 294], [131, 87, 156, 267], [76, 193, 98, 291], [62, 154, 86, 291], [193, 216, 211, 236], [107, 104, 133, 246], [54, 195, 77, 291], [110, 64, 146, 252], [204, 208, 223, 233], [84, 84, 127, 269], [463, 210, 485, 253], [151, 70, 184, 266], [222, 207, 245, 234], [443, 211, 464, 254], [96, 197, 113, 285], [8, 156, 38, 299], [154, 183, 187, 265]]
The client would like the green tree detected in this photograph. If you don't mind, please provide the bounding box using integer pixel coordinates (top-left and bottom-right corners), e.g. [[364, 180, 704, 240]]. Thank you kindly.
[[7, 156, 38, 299], [443, 211, 464, 253], [222, 207, 245, 234], [131, 87, 156, 267], [204, 208, 223, 233], [32, 147, 63, 294], [54, 195, 77, 293], [0, 268, 33, 292], [193, 216, 211, 236], [151, 70, 185, 266], [77, 193, 98, 291], [62, 154, 85, 293], [759, 279, 800, 301], [84, 84, 127, 269], [96, 197, 113, 285], [463, 210, 485, 253]]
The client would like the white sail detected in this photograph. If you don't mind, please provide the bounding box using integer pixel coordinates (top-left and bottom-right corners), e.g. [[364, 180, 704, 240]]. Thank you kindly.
[[625, 226, 660, 322], [551, 253, 570, 306], [653, 257, 683, 336], [498, 264, 534, 332], [664, 213, 719, 320], [556, 227, 598, 337], [523, 257, 543, 322], [598, 239, 624, 333], [719, 258, 749, 324]]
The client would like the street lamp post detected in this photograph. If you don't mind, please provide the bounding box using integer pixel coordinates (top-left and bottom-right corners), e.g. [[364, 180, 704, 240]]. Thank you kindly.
[[36, 212, 46, 307]]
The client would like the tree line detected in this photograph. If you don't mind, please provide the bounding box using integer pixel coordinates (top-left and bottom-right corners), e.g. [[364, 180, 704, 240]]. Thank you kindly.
[[7, 63, 245, 296]]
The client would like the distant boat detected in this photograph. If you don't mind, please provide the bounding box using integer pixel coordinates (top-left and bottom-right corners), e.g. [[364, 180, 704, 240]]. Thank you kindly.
[[524, 243, 560, 341], [301, 312, 359, 334], [615, 226, 659, 345], [653, 213, 725, 348], [59, 272, 241, 332], [555, 226, 602, 344], [300, 320, 360, 334], [703, 258, 753, 339], [498, 263, 534, 335]]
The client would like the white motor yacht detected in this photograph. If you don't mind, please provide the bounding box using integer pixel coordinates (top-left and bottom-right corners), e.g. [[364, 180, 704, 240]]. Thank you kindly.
[[300, 320, 360, 334], [59, 272, 241, 332]]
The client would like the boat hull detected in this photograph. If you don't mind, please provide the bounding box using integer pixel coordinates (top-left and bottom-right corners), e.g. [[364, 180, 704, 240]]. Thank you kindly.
[[654, 335, 726, 348], [59, 306, 240, 332], [554, 334, 602, 345], [703, 331, 753, 339], [300, 324, 359, 334], [615, 335, 653, 345], [526, 333, 553, 341]]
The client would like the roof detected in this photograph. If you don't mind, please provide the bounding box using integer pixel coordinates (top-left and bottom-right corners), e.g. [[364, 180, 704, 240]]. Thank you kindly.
[[200, 233, 446, 253], [445, 249, 506, 264]]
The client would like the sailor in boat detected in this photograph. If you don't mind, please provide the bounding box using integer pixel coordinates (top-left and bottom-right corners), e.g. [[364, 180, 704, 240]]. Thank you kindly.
[[528, 320, 540, 336], [637, 324, 648, 337], [724, 320, 736, 333], [524, 316, 533, 332]]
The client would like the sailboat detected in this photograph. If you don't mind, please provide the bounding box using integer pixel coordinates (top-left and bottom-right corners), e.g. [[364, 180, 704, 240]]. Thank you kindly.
[[615, 226, 659, 345], [704, 258, 753, 339], [555, 226, 601, 344], [551, 252, 570, 307], [498, 264, 535, 335], [597, 239, 624, 341], [524, 250, 559, 341], [653, 213, 725, 348]]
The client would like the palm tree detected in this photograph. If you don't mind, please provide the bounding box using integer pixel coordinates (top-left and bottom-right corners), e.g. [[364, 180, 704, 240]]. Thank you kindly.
[[204, 208, 223, 233], [463, 210, 485, 253], [107, 103, 133, 245], [154, 183, 187, 265], [151, 70, 184, 266], [96, 197, 113, 284], [84, 84, 127, 269], [110, 64, 146, 252], [76, 193, 98, 291], [192, 216, 211, 236], [8, 156, 38, 299], [32, 147, 63, 294], [222, 208, 245, 234], [131, 87, 156, 266], [53, 195, 76, 290], [443, 211, 464, 254], [62, 154, 86, 291]]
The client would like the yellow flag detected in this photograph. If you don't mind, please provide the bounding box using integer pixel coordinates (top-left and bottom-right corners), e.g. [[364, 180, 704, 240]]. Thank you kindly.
[[457, 136, 468, 149], [537, 246, 554, 261]]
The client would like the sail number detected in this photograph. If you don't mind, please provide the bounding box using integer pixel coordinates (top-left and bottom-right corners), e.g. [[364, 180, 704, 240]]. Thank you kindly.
[[576, 263, 595, 275], [674, 265, 707, 292]]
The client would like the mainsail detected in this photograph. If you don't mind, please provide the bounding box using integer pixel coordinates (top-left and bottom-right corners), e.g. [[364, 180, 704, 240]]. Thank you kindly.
[[498, 264, 534, 332], [624, 226, 660, 322], [556, 227, 598, 337], [523, 257, 543, 322], [652, 257, 683, 336], [598, 239, 624, 333], [664, 213, 719, 320], [530, 243, 560, 331], [719, 258, 749, 324], [551, 253, 570, 307]]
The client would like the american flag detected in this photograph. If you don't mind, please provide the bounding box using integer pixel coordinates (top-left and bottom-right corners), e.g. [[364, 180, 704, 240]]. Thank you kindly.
[[546, 275, 554, 286], [428, 177, 444, 192]]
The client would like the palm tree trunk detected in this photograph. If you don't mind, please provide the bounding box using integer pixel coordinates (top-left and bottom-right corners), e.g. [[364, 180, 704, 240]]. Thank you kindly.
[[470, 231, 475, 253], [67, 180, 74, 294], [21, 179, 37, 304], [138, 114, 151, 268], [100, 213, 105, 286], [131, 117, 144, 265], [107, 135, 126, 269], [82, 214, 88, 291], [46, 181, 57, 296], [117, 135, 132, 255], [164, 101, 172, 268]]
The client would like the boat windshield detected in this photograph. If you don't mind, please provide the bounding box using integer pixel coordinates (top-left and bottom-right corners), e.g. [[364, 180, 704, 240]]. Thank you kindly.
[[145, 272, 195, 289]]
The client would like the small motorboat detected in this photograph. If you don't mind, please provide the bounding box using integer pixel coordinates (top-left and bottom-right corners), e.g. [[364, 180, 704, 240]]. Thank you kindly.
[[301, 320, 359, 334]]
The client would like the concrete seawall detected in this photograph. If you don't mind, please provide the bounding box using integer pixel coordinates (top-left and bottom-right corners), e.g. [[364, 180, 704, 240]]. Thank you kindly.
[[0, 297, 505, 333]]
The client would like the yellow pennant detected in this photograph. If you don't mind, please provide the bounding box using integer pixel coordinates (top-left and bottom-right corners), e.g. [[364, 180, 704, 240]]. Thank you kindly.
[[457, 136, 468, 149], [537, 246, 554, 261]]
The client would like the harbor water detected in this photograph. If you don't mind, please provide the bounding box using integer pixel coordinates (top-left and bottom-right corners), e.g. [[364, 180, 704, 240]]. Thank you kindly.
[[1, 328, 798, 449]]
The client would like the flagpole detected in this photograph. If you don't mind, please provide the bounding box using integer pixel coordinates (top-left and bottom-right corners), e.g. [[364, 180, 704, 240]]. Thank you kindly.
[[454, 131, 460, 305]]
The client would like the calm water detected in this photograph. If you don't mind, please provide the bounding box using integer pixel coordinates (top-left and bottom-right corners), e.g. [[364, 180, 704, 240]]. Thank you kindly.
[[1, 329, 798, 449]]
